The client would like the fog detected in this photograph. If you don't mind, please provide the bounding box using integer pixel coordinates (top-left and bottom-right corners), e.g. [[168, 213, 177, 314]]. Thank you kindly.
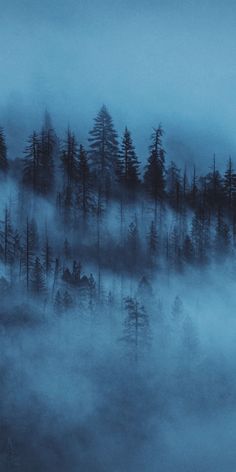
[[1, 1, 236, 470], [1, 0, 236, 166]]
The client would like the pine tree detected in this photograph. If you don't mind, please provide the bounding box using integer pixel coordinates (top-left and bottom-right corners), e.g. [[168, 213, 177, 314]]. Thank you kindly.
[[61, 129, 79, 187], [224, 156, 236, 211], [144, 126, 166, 216], [23, 132, 40, 192], [118, 127, 140, 192], [0, 207, 14, 266], [214, 208, 231, 256], [31, 257, 46, 295], [191, 206, 211, 265], [38, 127, 55, 195], [123, 297, 150, 361], [22, 218, 34, 290], [77, 145, 93, 220], [166, 161, 182, 211], [52, 258, 60, 297], [147, 220, 158, 267], [89, 105, 119, 199], [205, 155, 223, 210], [42, 233, 53, 277], [188, 166, 198, 208], [0, 128, 8, 174], [127, 218, 140, 271]]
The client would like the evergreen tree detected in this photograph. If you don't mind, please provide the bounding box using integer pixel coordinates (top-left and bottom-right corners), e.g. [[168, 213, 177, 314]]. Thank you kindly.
[[214, 209, 231, 256], [31, 257, 46, 295], [166, 161, 182, 211], [42, 233, 53, 277], [0, 128, 8, 174], [77, 145, 93, 219], [224, 156, 236, 211], [61, 129, 79, 186], [123, 297, 150, 361], [89, 105, 119, 199], [0, 207, 14, 265], [205, 155, 223, 210], [144, 125, 166, 216], [147, 220, 158, 267], [127, 218, 140, 271], [23, 132, 40, 192], [118, 127, 140, 192], [38, 127, 55, 195], [188, 166, 198, 208], [191, 206, 211, 265]]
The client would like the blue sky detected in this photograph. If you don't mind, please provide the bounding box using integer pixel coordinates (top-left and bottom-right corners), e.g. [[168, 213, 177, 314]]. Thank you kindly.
[[1, 0, 236, 169]]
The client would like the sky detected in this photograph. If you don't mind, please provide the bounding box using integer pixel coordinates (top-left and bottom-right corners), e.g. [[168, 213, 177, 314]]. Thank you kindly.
[[1, 0, 236, 169]]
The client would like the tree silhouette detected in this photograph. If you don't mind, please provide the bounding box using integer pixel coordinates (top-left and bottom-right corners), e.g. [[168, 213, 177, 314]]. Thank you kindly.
[[123, 296, 150, 361], [0, 128, 8, 174], [118, 127, 140, 194], [144, 125, 165, 219], [89, 105, 119, 200]]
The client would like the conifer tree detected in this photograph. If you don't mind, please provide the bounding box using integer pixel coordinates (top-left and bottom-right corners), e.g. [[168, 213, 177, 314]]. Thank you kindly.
[[144, 125, 166, 218], [42, 233, 53, 277], [77, 145, 93, 220], [0, 128, 8, 174], [118, 127, 140, 192], [31, 257, 46, 295], [224, 156, 236, 211], [205, 155, 223, 210], [38, 127, 55, 195], [166, 161, 182, 211], [61, 129, 79, 187], [123, 297, 150, 361], [147, 220, 158, 267], [89, 105, 119, 199], [23, 132, 40, 192]]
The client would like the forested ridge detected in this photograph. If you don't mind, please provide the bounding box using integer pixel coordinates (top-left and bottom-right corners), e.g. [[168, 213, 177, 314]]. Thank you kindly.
[[1, 107, 236, 471], [1, 106, 235, 299]]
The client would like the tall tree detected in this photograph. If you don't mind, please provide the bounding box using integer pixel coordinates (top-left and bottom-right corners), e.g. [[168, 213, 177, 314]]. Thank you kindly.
[[77, 145, 93, 220], [31, 256, 46, 295], [123, 297, 150, 361], [147, 220, 158, 267], [118, 127, 140, 193], [89, 105, 119, 199], [205, 155, 223, 211], [61, 129, 79, 187], [38, 127, 55, 195], [0, 128, 8, 174], [224, 156, 236, 211], [0, 207, 14, 266], [166, 161, 182, 211], [23, 132, 40, 192], [22, 218, 38, 290], [144, 125, 166, 218]]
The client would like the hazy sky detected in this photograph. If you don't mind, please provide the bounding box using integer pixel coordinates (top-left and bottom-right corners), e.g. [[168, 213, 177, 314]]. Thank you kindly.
[[1, 0, 236, 169]]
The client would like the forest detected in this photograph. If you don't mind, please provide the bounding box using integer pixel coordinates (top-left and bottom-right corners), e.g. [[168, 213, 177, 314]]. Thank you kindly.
[[1, 106, 236, 471]]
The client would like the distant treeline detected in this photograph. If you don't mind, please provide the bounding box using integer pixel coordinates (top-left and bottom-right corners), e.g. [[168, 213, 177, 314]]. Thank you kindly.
[[0, 105, 235, 310]]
